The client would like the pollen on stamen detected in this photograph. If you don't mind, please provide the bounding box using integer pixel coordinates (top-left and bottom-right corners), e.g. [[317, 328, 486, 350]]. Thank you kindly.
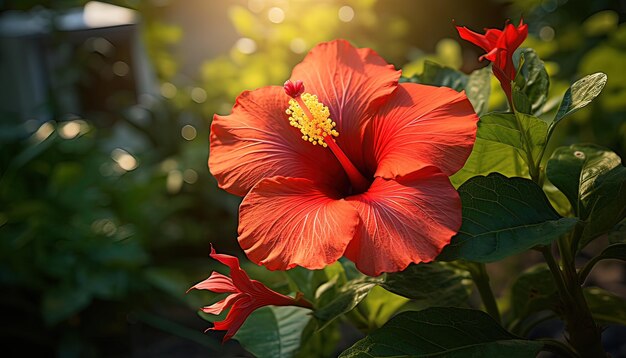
[[287, 93, 338, 147]]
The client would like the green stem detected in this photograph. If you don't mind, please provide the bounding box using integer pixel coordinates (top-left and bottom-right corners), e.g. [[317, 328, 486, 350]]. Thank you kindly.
[[578, 256, 600, 285], [540, 246, 570, 300], [469, 263, 501, 324], [544, 228, 606, 357]]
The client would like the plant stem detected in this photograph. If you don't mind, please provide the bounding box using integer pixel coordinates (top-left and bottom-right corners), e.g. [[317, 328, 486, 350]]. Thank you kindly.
[[540, 246, 570, 300], [469, 263, 501, 324], [542, 232, 606, 357]]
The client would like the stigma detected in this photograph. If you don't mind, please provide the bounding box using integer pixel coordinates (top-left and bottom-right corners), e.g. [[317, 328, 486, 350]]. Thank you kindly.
[[283, 80, 370, 194], [284, 80, 338, 147]]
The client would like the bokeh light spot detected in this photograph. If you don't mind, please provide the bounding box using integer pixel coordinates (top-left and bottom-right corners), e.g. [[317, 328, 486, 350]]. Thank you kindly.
[[111, 148, 138, 171], [539, 26, 555, 41], [160, 82, 177, 99], [236, 37, 257, 54], [268, 7, 285, 23], [183, 169, 198, 184], [338, 6, 355, 22], [290, 38, 307, 54], [167, 170, 183, 193], [191, 87, 207, 103], [181, 125, 197, 141], [59, 121, 81, 139], [112, 61, 130, 76], [34, 121, 55, 142]]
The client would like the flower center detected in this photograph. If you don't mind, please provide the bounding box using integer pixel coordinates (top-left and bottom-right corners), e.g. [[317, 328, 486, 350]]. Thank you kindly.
[[284, 80, 370, 194]]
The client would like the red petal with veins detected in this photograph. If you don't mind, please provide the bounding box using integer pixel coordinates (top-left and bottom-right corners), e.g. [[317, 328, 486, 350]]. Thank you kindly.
[[290, 39, 401, 170], [188, 271, 237, 293], [209, 86, 347, 196], [344, 167, 461, 276], [365, 83, 478, 178], [201, 293, 245, 315], [238, 176, 360, 271], [456, 26, 501, 52], [212, 296, 257, 342]]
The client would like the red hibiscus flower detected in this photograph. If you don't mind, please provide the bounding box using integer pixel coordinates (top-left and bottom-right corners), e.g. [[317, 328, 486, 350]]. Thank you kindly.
[[209, 40, 478, 276], [456, 19, 528, 106], [188, 246, 312, 342]]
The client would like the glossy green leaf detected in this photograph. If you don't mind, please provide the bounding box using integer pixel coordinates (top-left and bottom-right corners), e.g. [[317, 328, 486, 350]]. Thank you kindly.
[[512, 86, 532, 114], [546, 144, 626, 246], [381, 262, 471, 306], [584, 287, 626, 325], [296, 320, 341, 358], [466, 66, 491, 116], [401, 62, 490, 116], [339, 307, 543, 358], [510, 265, 557, 320], [314, 278, 380, 330], [358, 286, 409, 329], [553, 72, 608, 124], [439, 174, 578, 262], [234, 306, 312, 358], [476, 112, 548, 171], [416, 60, 468, 91], [514, 48, 550, 114], [450, 138, 528, 187]]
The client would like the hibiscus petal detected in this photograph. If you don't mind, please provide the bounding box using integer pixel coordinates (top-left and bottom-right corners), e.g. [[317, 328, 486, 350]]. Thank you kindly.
[[238, 176, 360, 271], [209, 246, 258, 293], [290, 39, 400, 169], [365, 83, 478, 178], [187, 271, 237, 294], [344, 167, 462, 276], [456, 26, 498, 52], [211, 295, 257, 342], [210, 86, 346, 196], [201, 293, 245, 315]]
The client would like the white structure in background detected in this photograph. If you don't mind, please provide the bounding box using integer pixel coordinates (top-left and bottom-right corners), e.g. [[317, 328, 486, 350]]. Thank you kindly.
[[0, 1, 156, 123]]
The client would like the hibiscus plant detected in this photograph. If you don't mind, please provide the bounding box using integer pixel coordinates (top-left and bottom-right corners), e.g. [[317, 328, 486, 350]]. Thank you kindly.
[[188, 19, 624, 358]]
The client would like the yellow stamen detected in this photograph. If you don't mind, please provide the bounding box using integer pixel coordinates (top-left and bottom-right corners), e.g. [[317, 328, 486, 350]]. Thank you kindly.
[[286, 93, 339, 147]]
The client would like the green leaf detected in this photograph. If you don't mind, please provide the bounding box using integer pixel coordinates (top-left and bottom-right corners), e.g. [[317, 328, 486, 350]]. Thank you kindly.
[[553, 72, 608, 124], [314, 278, 379, 330], [339, 307, 543, 358], [234, 306, 312, 358], [358, 286, 409, 329], [285, 267, 316, 301], [417, 60, 467, 91], [439, 174, 578, 262], [592, 243, 626, 263], [546, 144, 626, 246], [510, 265, 557, 320], [450, 138, 528, 187], [608, 220, 626, 244], [476, 112, 548, 173], [296, 320, 341, 358], [584, 287, 626, 325], [514, 48, 550, 114], [401, 62, 491, 116], [466, 66, 491, 116], [512, 86, 532, 114], [380, 262, 471, 306]]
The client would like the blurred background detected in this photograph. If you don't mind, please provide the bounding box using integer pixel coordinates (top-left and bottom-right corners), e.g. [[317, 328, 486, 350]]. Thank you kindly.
[[0, 0, 625, 356]]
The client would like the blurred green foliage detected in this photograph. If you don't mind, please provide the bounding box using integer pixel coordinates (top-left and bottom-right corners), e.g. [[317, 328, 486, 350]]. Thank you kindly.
[[0, 0, 624, 356]]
